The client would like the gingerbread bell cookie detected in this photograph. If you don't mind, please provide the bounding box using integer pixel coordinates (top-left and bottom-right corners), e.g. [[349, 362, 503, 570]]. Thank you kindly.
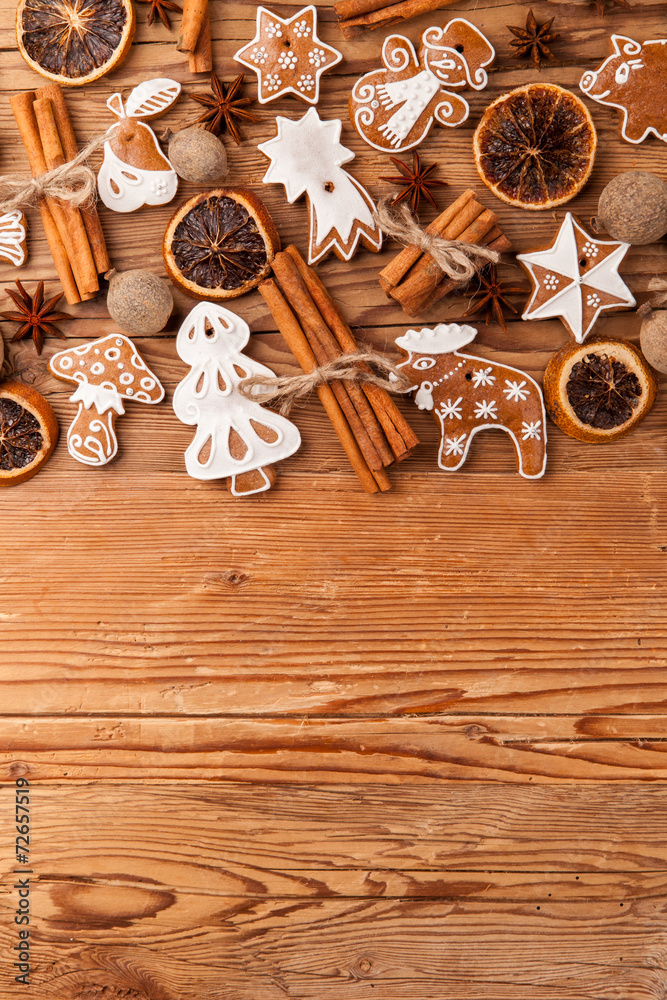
[[517, 213, 636, 344], [580, 34, 667, 144], [258, 108, 382, 265], [98, 78, 181, 213], [395, 323, 547, 479], [349, 18, 495, 153], [234, 5, 342, 105], [49, 334, 164, 467]]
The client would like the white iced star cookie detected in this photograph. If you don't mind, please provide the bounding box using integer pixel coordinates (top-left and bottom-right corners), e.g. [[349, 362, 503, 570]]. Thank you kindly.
[[234, 6, 342, 105], [517, 213, 636, 344], [258, 108, 382, 265]]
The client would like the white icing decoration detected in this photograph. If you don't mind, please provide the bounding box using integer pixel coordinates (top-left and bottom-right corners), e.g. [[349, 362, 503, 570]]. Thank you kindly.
[[234, 6, 342, 105], [0, 210, 26, 267], [70, 382, 125, 415], [258, 108, 382, 265], [172, 303, 301, 492], [517, 213, 636, 344]]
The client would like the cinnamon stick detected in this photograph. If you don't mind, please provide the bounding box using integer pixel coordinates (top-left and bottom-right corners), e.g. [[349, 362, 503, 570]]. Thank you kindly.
[[259, 279, 382, 494], [9, 92, 80, 305], [189, 6, 213, 72], [178, 0, 208, 52], [338, 0, 457, 37], [36, 83, 110, 274], [33, 97, 99, 299], [272, 251, 390, 472], [420, 231, 513, 311], [284, 245, 418, 460]]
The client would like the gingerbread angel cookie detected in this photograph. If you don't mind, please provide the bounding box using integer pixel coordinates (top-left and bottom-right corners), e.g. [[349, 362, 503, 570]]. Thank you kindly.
[[98, 78, 181, 213], [0, 211, 27, 267], [172, 302, 301, 496], [234, 6, 342, 105], [580, 35, 667, 144], [350, 18, 495, 153], [517, 213, 636, 344], [395, 323, 547, 479], [49, 334, 164, 467], [258, 108, 382, 265]]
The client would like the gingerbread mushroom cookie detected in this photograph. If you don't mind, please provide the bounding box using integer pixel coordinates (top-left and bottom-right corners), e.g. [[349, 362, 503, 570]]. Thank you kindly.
[[517, 213, 636, 344], [349, 19, 495, 153], [580, 34, 667, 144], [49, 334, 164, 467], [234, 5, 342, 105]]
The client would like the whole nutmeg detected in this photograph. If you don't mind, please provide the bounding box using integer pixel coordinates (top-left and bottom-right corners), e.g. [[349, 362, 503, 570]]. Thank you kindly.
[[639, 303, 667, 374], [168, 126, 228, 184], [106, 269, 173, 336], [598, 171, 667, 244]]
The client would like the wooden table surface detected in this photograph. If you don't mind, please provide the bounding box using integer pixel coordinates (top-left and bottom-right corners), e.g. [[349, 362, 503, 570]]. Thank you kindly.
[[2, 0, 667, 996]]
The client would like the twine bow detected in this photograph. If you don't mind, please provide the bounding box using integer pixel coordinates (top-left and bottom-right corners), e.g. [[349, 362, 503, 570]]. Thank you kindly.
[[239, 348, 411, 415], [0, 133, 108, 213], [374, 197, 500, 284]]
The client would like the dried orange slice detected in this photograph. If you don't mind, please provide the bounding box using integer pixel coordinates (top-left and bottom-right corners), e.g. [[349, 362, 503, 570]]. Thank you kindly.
[[543, 338, 656, 443], [0, 381, 59, 486], [473, 84, 597, 211], [163, 189, 280, 301], [16, 0, 135, 86]]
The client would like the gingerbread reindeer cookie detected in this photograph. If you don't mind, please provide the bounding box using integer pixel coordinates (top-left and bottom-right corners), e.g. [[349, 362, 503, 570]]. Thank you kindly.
[[396, 323, 547, 479], [350, 18, 495, 153], [580, 34, 667, 144], [258, 108, 382, 265], [49, 334, 164, 467], [98, 78, 181, 213]]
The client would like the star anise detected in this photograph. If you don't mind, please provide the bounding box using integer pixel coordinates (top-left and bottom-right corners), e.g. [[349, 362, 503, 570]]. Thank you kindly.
[[380, 152, 447, 216], [590, 0, 631, 13], [508, 9, 559, 69], [462, 266, 527, 332], [135, 0, 183, 29], [0, 280, 71, 355], [189, 73, 258, 145]]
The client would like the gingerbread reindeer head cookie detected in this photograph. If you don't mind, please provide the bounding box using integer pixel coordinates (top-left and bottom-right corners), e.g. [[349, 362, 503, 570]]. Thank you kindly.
[[98, 78, 181, 213], [350, 18, 495, 153]]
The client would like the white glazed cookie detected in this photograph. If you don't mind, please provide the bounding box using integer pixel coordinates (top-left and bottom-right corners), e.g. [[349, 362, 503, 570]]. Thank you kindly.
[[517, 213, 636, 344], [0, 211, 27, 267], [258, 108, 382, 265], [49, 334, 164, 466], [234, 5, 342, 105]]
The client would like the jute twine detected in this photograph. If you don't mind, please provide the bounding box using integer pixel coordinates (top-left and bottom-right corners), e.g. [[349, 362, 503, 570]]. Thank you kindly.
[[0, 133, 108, 213], [239, 349, 410, 415], [375, 197, 500, 283]]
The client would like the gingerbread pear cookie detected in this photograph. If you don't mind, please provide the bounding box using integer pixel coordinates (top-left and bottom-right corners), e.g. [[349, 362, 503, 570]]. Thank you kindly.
[[349, 18, 495, 153], [98, 79, 181, 213], [580, 35, 667, 144], [517, 213, 636, 345], [0, 211, 27, 267], [395, 322, 547, 479], [49, 334, 164, 467], [172, 302, 301, 496], [234, 6, 342, 105], [258, 108, 382, 265]]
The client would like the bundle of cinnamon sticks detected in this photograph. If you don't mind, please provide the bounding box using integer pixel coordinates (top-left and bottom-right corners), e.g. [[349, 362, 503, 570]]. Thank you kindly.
[[10, 86, 110, 306], [177, 0, 213, 73], [336, 0, 456, 38], [379, 189, 511, 318], [260, 245, 419, 494]]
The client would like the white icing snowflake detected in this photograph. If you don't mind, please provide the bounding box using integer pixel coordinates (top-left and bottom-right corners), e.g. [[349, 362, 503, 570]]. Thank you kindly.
[[544, 274, 560, 290], [250, 46, 268, 64], [586, 293, 601, 307], [150, 177, 169, 197], [278, 51, 298, 69], [266, 21, 283, 37], [297, 74, 315, 92], [444, 434, 467, 457], [439, 397, 463, 420], [264, 73, 282, 92], [471, 367, 495, 388], [293, 18, 311, 35], [309, 47, 328, 67], [581, 241, 599, 258], [473, 399, 498, 420], [503, 379, 530, 402], [521, 420, 542, 441]]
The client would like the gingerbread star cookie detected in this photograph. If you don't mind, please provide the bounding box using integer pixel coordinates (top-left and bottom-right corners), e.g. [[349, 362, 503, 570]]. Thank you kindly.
[[517, 213, 636, 344], [234, 5, 342, 105]]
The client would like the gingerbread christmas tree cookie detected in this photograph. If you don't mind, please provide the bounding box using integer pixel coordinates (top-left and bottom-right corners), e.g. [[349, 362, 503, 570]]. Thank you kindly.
[[0, 211, 27, 267], [517, 213, 636, 344], [234, 6, 342, 105], [258, 108, 382, 265]]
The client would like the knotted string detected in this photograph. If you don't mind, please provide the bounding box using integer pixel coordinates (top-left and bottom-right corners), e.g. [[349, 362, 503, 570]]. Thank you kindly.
[[374, 197, 500, 284], [239, 348, 410, 415], [0, 133, 108, 213]]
